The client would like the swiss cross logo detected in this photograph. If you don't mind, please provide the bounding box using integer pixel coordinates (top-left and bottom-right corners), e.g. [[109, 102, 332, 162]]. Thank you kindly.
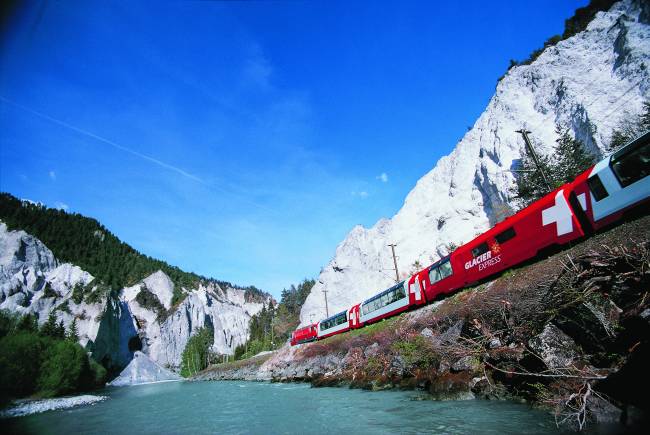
[[542, 190, 574, 236]]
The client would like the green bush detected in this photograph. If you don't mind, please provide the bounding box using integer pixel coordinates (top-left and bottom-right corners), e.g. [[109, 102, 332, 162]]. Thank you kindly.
[[180, 327, 215, 377], [0, 332, 46, 398], [37, 340, 91, 397], [89, 358, 108, 387], [135, 285, 166, 320], [392, 335, 439, 369]]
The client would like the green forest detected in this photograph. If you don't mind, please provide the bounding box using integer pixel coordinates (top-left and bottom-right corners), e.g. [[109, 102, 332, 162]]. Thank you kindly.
[[0, 193, 267, 307], [232, 278, 315, 361]]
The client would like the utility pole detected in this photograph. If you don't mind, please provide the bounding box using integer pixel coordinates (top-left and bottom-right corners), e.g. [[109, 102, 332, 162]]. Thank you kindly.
[[388, 243, 400, 283], [516, 129, 552, 191], [270, 313, 274, 348], [322, 289, 329, 317]]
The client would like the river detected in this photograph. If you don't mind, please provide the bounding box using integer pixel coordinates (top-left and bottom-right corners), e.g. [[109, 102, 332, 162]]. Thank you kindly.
[[3, 381, 564, 434]]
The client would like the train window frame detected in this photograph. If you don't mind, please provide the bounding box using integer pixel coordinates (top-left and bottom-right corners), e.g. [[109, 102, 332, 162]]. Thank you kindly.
[[495, 227, 516, 244], [428, 259, 453, 285], [609, 135, 650, 188], [321, 311, 347, 330], [362, 283, 406, 316], [471, 243, 489, 258], [587, 174, 609, 201], [396, 284, 406, 299]]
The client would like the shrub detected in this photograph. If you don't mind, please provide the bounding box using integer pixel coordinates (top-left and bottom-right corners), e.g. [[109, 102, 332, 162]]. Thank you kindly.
[[135, 285, 166, 320], [180, 327, 215, 377], [0, 312, 107, 402], [392, 335, 439, 370], [0, 332, 45, 398], [71, 283, 85, 304], [37, 340, 91, 397]]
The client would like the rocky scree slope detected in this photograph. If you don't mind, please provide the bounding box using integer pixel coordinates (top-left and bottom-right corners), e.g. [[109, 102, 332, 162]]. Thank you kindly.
[[0, 221, 270, 372], [299, 0, 650, 326], [196, 215, 650, 430]]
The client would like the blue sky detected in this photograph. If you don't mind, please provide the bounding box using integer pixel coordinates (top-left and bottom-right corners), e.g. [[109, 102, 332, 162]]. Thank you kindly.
[[0, 0, 587, 298]]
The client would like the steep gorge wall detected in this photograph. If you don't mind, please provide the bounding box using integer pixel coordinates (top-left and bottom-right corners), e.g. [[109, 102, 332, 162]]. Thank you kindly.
[[0, 221, 270, 371], [300, 0, 650, 325]]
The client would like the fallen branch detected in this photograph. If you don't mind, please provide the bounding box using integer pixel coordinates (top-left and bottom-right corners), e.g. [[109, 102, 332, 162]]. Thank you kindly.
[[483, 361, 606, 380]]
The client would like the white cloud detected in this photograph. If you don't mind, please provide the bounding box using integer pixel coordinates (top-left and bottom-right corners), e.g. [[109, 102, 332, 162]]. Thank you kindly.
[[376, 172, 388, 183], [351, 191, 369, 198], [54, 202, 69, 211], [49, 170, 56, 181]]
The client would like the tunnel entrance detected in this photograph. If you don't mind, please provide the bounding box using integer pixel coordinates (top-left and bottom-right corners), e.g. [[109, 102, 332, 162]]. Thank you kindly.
[[128, 335, 143, 352]]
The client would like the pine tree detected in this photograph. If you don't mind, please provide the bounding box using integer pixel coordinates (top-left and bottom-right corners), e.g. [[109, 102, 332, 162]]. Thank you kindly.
[[67, 318, 79, 342], [40, 313, 58, 337], [513, 145, 555, 206], [16, 313, 38, 333], [514, 125, 595, 206], [552, 127, 595, 185], [56, 320, 66, 339]]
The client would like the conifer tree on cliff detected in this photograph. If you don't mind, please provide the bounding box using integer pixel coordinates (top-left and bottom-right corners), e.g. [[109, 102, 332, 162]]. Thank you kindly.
[[552, 126, 596, 185], [514, 125, 595, 206]]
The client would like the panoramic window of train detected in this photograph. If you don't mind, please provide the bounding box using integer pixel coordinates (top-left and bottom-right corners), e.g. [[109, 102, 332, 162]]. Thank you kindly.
[[587, 175, 609, 201], [495, 227, 516, 244], [429, 259, 453, 284], [396, 284, 406, 299], [610, 138, 650, 187], [438, 260, 453, 279], [471, 243, 489, 257]]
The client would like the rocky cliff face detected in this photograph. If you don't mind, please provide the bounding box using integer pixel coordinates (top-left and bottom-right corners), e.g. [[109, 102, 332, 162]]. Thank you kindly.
[[300, 0, 650, 326], [0, 221, 270, 372]]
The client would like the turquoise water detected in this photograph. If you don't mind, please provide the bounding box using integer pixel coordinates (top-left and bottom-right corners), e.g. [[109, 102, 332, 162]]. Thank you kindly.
[[3, 381, 562, 434]]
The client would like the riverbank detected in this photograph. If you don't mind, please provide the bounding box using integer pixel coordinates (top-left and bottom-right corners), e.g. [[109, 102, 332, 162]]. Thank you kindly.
[[0, 394, 107, 418], [195, 215, 650, 431]]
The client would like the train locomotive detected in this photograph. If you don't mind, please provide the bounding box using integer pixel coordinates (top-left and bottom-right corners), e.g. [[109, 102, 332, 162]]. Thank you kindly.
[[291, 131, 650, 346]]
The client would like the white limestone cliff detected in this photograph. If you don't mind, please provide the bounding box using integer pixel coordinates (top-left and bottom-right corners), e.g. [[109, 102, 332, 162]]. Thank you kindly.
[[300, 0, 650, 325]]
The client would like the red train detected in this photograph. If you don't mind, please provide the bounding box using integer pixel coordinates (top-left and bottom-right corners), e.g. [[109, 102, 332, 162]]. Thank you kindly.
[[291, 131, 650, 346]]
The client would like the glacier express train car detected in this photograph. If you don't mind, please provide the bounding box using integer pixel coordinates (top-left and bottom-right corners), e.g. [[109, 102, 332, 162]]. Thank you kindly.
[[359, 281, 409, 325], [291, 130, 650, 346], [567, 130, 650, 231], [317, 310, 350, 339], [290, 323, 318, 346]]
